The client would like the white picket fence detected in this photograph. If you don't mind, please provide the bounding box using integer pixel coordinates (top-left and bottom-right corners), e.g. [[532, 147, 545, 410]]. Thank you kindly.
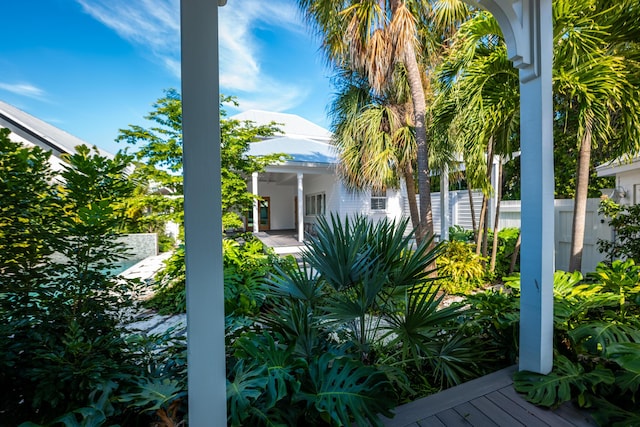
[[428, 190, 612, 273]]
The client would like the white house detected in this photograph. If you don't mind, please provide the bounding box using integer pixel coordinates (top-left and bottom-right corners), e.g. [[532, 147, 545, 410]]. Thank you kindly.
[[236, 110, 405, 242], [596, 155, 640, 205]]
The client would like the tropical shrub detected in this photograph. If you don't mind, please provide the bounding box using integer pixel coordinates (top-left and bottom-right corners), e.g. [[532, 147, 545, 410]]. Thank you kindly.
[[491, 227, 520, 277], [597, 198, 640, 264], [448, 224, 474, 242], [146, 233, 284, 316], [222, 215, 495, 426], [0, 138, 146, 425], [437, 240, 486, 294]]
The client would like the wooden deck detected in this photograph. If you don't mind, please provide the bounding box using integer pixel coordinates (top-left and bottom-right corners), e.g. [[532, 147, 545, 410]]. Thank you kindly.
[[382, 366, 597, 427]]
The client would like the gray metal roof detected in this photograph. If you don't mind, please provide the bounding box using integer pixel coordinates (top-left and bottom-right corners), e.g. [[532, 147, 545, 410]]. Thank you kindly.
[[231, 109, 332, 142], [0, 99, 113, 159]]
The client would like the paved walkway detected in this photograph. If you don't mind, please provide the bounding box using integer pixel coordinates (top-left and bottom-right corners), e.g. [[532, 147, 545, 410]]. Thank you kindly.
[[254, 230, 304, 255], [120, 252, 187, 336]]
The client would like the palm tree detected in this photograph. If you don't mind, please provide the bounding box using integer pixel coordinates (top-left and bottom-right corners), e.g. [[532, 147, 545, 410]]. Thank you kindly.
[[432, 11, 519, 265], [433, 0, 640, 272], [298, 0, 470, 242], [330, 67, 421, 229], [555, 0, 640, 271]]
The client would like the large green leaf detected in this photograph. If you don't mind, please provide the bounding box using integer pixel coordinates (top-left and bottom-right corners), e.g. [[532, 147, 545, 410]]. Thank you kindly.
[[605, 342, 640, 396], [226, 360, 268, 427], [514, 355, 615, 408], [298, 353, 395, 426], [569, 321, 640, 355], [235, 332, 305, 408]]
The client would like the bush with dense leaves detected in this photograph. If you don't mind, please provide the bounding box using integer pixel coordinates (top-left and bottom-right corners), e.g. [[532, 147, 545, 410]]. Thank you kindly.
[[0, 134, 149, 425]]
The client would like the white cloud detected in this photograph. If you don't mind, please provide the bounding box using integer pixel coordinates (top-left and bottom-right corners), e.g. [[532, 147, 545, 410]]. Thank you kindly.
[[0, 82, 46, 99], [76, 0, 312, 112]]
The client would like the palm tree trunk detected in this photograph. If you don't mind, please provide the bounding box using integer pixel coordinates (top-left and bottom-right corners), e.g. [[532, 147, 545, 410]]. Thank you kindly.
[[403, 42, 432, 244], [403, 163, 420, 231], [490, 159, 503, 272], [468, 185, 477, 236], [476, 137, 494, 255], [569, 118, 593, 272], [476, 196, 488, 255], [509, 231, 521, 274]]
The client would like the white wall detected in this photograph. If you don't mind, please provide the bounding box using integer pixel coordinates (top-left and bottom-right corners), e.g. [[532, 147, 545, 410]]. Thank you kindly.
[[613, 169, 640, 205], [304, 174, 341, 230], [256, 181, 296, 230]]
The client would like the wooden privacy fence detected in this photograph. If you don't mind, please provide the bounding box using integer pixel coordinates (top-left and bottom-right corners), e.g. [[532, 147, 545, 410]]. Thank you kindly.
[[427, 191, 612, 273]]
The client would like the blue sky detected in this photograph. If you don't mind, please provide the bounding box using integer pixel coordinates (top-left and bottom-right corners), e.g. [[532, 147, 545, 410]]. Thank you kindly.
[[0, 0, 334, 154]]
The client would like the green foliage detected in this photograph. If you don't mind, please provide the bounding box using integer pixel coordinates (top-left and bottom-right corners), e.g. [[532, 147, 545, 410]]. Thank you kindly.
[[117, 89, 288, 233], [146, 234, 279, 316], [462, 288, 520, 369], [222, 214, 501, 425], [0, 140, 146, 425], [514, 355, 615, 408], [301, 353, 394, 426], [598, 198, 640, 264], [510, 261, 640, 424], [491, 227, 520, 277], [436, 240, 486, 294], [448, 225, 474, 242]]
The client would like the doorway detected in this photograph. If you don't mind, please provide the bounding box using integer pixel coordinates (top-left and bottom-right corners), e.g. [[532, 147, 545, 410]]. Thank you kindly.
[[258, 197, 270, 231]]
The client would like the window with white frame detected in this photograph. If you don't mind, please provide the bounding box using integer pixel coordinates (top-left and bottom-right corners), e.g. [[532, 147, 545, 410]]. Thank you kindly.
[[305, 192, 326, 216], [370, 189, 387, 211]]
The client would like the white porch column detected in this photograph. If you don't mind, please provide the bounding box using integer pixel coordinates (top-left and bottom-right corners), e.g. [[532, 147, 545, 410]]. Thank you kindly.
[[297, 173, 304, 242], [440, 164, 450, 241], [180, 0, 226, 424], [252, 172, 259, 233], [469, 0, 554, 374]]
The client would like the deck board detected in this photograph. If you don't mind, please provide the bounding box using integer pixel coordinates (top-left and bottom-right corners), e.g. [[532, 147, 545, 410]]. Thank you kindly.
[[452, 401, 498, 427], [381, 366, 596, 427], [468, 396, 525, 427]]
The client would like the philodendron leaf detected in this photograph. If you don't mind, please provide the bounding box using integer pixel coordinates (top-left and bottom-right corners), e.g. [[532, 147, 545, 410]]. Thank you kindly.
[[605, 342, 640, 395], [298, 353, 395, 426], [569, 321, 640, 355], [226, 360, 268, 427], [514, 355, 615, 408]]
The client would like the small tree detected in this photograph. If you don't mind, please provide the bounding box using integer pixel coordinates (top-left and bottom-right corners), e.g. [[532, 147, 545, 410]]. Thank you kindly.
[[597, 198, 640, 264], [117, 89, 286, 233]]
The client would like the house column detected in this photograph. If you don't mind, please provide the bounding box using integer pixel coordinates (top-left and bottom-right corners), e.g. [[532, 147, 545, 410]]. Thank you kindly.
[[440, 164, 450, 241], [180, 0, 226, 424], [252, 172, 259, 233], [297, 173, 304, 242], [467, 0, 554, 374]]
